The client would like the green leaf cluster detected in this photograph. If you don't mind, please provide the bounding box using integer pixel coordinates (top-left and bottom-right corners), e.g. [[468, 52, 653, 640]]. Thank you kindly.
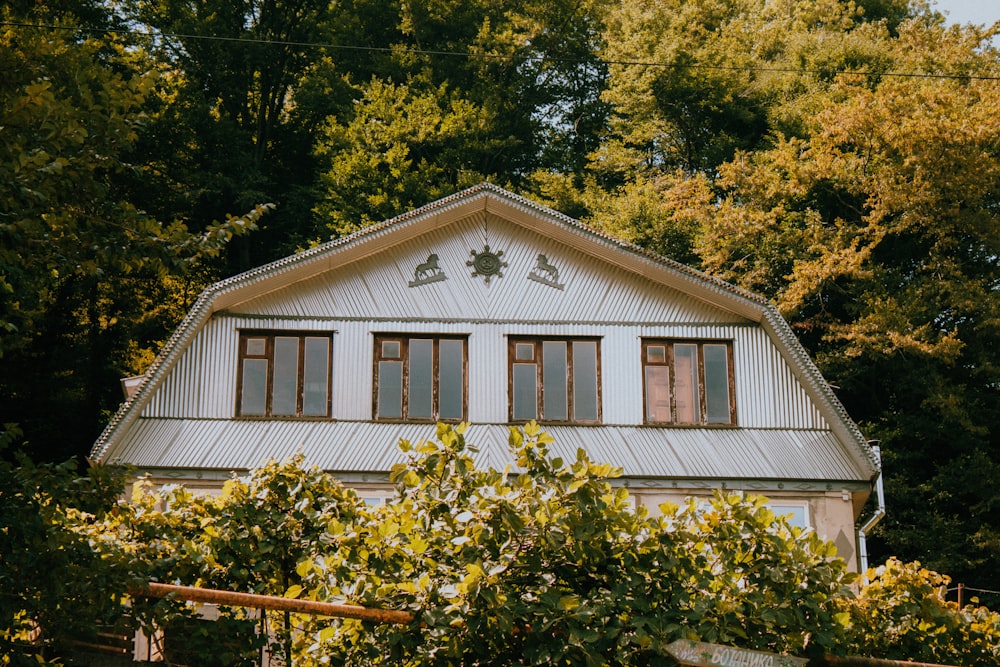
[[6, 425, 1000, 665]]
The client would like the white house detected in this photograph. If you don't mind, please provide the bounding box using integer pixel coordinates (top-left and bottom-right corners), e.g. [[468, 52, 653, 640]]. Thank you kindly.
[[90, 183, 881, 568]]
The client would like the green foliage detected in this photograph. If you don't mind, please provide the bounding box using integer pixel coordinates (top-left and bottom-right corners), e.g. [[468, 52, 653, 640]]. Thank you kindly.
[[2, 0, 998, 624], [0, 9, 267, 462], [692, 18, 1000, 586], [106, 455, 367, 664], [0, 425, 132, 663], [844, 559, 1000, 666], [288, 423, 855, 665], [6, 424, 999, 665], [313, 78, 492, 236]]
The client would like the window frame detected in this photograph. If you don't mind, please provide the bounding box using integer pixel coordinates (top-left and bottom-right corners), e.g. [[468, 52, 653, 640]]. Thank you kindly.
[[507, 336, 602, 424], [641, 339, 736, 426], [372, 334, 468, 422], [236, 330, 333, 418]]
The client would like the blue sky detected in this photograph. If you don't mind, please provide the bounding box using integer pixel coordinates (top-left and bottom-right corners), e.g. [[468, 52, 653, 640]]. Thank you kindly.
[[932, 0, 1000, 28]]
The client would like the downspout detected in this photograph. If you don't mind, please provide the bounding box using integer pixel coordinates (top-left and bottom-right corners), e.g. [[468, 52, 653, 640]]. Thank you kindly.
[[857, 444, 885, 576]]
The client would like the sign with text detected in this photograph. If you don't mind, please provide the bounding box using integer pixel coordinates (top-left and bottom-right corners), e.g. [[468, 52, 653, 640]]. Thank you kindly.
[[665, 640, 808, 667]]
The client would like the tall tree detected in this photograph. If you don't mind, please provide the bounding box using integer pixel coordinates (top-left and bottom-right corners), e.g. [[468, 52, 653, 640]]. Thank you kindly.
[[577, 0, 1000, 591], [130, 0, 346, 267], [0, 7, 263, 462], [696, 19, 1000, 589]]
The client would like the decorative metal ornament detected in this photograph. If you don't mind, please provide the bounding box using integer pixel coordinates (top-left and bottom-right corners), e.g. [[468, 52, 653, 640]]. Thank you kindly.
[[527, 253, 564, 290], [467, 244, 507, 284], [408, 253, 447, 287]]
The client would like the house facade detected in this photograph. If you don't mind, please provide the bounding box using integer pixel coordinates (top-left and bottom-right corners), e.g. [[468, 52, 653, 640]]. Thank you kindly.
[[91, 183, 881, 569]]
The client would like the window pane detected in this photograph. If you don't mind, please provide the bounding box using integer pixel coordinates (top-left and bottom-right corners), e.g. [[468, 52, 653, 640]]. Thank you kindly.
[[271, 337, 299, 415], [241, 359, 268, 415], [704, 344, 731, 423], [572, 341, 598, 421], [303, 337, 329, 416], [645, 366, 671, 422], [513, 363, 537, 420], [246, 338, 266, 356], [647, 345, 666, 364], [408, 339, 434, 419], [542, 341, 567, 420], [674, 344, 700, 423], [515, 343, 534, 361], [439, 339, 464, 420], [377, 360, 403, 418], [771, 504, 809, 529], [381, 341, 400, 359]]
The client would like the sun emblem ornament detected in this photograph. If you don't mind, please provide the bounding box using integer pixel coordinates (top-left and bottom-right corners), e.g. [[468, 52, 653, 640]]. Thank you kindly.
[[467, 245, 507, 285]]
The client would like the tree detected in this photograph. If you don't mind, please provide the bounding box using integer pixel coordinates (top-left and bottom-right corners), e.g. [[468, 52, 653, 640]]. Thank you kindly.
[[129, 0, 350, 268], [845, 559, 1000, 666], [313, 78, 495, 236], [108, 424, 853, 665], [0, 8, 265, 462], [0, 425, 131, 664], [2, 424, 990, 665], [696, 18, 1000, 589]]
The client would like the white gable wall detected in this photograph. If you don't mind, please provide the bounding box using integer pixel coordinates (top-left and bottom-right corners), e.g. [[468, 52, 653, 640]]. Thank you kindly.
[[143, 318, 827, 429], [235, 215, 738, 324], [141, 212, 828, 428]]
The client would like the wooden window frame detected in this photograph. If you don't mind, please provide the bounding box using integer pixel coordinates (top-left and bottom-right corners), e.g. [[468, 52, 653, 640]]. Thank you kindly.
[[641, 339, 736, 426], [236, 331, 333, 418], [507, 336, 602, 424], [372, 334, 468, 422]]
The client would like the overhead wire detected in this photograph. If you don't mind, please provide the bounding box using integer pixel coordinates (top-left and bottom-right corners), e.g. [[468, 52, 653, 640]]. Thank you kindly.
[[2, 20, 1000, 82]]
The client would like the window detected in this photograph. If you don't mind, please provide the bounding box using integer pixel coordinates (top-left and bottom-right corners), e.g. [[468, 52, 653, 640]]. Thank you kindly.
[[770, 503, 810, 530], [374, 335, 467, 421], [508, 337, 601, 423], [237, 332, 332, 417], [642, 339, 735, 425]]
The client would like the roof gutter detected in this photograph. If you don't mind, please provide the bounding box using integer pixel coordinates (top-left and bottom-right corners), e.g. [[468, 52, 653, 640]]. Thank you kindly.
[[857, 444, 886, 575]]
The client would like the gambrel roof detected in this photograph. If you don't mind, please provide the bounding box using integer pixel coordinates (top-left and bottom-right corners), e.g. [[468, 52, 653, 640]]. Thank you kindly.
[[90, 183, 879, 487]]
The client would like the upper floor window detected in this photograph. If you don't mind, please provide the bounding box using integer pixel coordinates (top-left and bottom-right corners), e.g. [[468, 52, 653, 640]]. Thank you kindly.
[[508, 337, 601, 423], [642, 339, 735, 425], [374, 335, 467, 421], [237, 332, 332, 417]]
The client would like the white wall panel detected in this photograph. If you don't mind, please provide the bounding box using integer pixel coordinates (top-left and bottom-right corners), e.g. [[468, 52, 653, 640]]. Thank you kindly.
[[144, 313, 829, 430], [235, 216, 740, 325]]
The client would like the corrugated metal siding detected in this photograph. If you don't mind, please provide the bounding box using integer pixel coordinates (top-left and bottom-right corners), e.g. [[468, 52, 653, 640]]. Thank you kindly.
[[143, 316, 826, 430], [235, 216, 737, 325], [144, 318, 340, 419], [111, 419, 864, 481]]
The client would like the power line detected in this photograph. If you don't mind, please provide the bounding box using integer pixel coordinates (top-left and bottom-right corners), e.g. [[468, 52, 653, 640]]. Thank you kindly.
[[947, 585, 1000, 596], [4, 20, 1000, 82]]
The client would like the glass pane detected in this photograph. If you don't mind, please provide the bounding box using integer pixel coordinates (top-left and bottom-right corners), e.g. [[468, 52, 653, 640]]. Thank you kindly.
[[438, 339, 464, 420], [674, 344, 700, 423], [381, 340, 400, 359], [408, 339, 434, 419], [572, 341, 598, 421], [771, 504, 808, 529], [645, 366, 671, 422], [515, 342, 534, 361], [542, 341, 568, 420], [302, 337, 329, 416], [245, 338, 266, 356], [704, 344, 731, 423], [647, 345, 666, 364], [271, 337, 299, 415], [512, 363, 537, 420], [377, 360, 403, 419], [241, 359, 268, 415]]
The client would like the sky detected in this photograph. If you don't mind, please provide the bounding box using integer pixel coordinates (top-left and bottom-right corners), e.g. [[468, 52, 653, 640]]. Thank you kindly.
[[931, 0, 1000, 28]]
